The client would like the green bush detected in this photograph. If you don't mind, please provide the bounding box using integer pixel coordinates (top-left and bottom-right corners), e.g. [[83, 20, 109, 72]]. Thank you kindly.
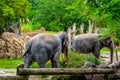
[[68, 51, 88, 68], [32, 22, 42, 31], [87, 56, 100, 65], [21, 23, 33, 33]]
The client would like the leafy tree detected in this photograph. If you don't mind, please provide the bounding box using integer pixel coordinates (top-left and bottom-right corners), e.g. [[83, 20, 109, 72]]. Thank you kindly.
[[67, 0, 120, 38], [29, 0, 73, 31], [0, 0, 31, 28]]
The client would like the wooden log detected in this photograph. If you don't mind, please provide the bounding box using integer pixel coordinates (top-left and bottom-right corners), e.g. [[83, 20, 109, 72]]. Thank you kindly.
[[17, 68, 115, 76], [109, 73, 120, 80], [0, 75, 28, 80]]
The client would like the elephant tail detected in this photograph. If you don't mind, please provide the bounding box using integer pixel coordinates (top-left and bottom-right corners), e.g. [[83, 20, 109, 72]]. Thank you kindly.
[[70, 40, 76, 52], [23, 42, 32, 57]]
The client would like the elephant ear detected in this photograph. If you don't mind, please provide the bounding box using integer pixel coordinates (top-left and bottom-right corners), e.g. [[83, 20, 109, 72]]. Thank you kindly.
[[63, 36, 68, 47], [100, 37, 113, 47], [58, 32, 68, 53]]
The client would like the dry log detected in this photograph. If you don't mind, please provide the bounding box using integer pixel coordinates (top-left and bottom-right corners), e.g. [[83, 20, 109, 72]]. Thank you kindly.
[[0, 75, 28, 80], [17, 68, 115, 76], [109, 73, 120, 80]]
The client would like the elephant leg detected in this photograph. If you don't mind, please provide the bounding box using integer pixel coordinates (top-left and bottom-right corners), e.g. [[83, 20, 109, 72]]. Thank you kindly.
[[115, 51, 118, 61], [24, 57, 33, 68], [52, 51, 60, 68], [93, 52, 100, 59], [38, 63, 45, 68], [51, 58, 55, 68], [93, 47, 100, 59], [33, 47, 47, 68], [24, 54, 33, 68]]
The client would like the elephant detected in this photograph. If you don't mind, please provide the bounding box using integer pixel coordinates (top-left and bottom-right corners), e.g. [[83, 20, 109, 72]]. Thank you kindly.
[[23, 32, 68, 68], [71, 33, 114, 64]]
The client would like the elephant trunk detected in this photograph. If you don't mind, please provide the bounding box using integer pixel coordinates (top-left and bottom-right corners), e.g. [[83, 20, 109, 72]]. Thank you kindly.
[[110, 47, 113, 64], [63, 45, 69, 67], [109, 40, 114, 64]]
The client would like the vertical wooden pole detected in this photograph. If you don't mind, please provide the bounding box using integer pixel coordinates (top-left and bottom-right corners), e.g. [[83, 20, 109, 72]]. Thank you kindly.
[[68, 28, 72, 49], [80, 23, 84, 34], [72, 23, 76, 37], [88, 20, 93, 33]]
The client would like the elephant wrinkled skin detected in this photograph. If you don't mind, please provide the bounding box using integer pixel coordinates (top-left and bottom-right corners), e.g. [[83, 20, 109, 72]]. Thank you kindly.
[[71, 34, 114, 64], [23, 32, 68, 68]]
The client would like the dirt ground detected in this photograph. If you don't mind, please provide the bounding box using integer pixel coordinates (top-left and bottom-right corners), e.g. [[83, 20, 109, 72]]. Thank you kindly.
[[101, 52, 120, 63]]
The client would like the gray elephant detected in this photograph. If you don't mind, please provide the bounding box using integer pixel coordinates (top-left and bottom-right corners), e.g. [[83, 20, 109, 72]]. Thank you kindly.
[[71, 33, 114, 64], [23, 32, 68, 68]]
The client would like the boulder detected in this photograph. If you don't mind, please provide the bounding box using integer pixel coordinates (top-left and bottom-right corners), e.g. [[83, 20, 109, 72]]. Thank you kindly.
[[0, 32, 30, 58]]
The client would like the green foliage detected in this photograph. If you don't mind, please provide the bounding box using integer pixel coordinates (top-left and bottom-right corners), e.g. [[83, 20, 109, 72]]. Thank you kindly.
[[21, 23, 33, 32], [67, 0, 120, 27], [29, 0, 74, 31], [31, 22, 41, 31], [0, 0, 120, 37], [68, 52, 87, 68], [0, 59, 23, 68], [0, 51, 102, 68], [26, 0, 120, 39], [68, 51, 101, 68], [87, 56, 100, 65], [0, 0, 31, 27]]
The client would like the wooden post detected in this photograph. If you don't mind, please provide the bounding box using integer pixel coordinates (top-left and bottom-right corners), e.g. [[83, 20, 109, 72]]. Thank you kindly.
[[94, 26, 98, 33], [72, 23, 76, 37], [68, 28, 72, 49], [16, 19, 21, 35], [88, 20, 93, 33], [79, 23, 84, 34]]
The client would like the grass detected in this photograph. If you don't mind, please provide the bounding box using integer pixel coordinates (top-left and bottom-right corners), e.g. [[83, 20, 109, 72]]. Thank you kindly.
[[0, 59, 23, 68], [21, 23, 33, 33], [101, 47, 120, 54], [68, 51, 101, 68], [0, 50, 102, 68], [3, 69, 15, 73]]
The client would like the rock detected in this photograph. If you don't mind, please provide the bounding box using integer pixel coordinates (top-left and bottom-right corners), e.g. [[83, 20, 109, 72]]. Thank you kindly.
[[0, 32, 30, 58], [81, 62, 96, 68], [97, 64, 109, 68]]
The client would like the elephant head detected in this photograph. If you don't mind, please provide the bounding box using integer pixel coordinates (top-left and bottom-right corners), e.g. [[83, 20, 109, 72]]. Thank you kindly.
[[57, 32, 69, 66], [100, 37, 114, 64]]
